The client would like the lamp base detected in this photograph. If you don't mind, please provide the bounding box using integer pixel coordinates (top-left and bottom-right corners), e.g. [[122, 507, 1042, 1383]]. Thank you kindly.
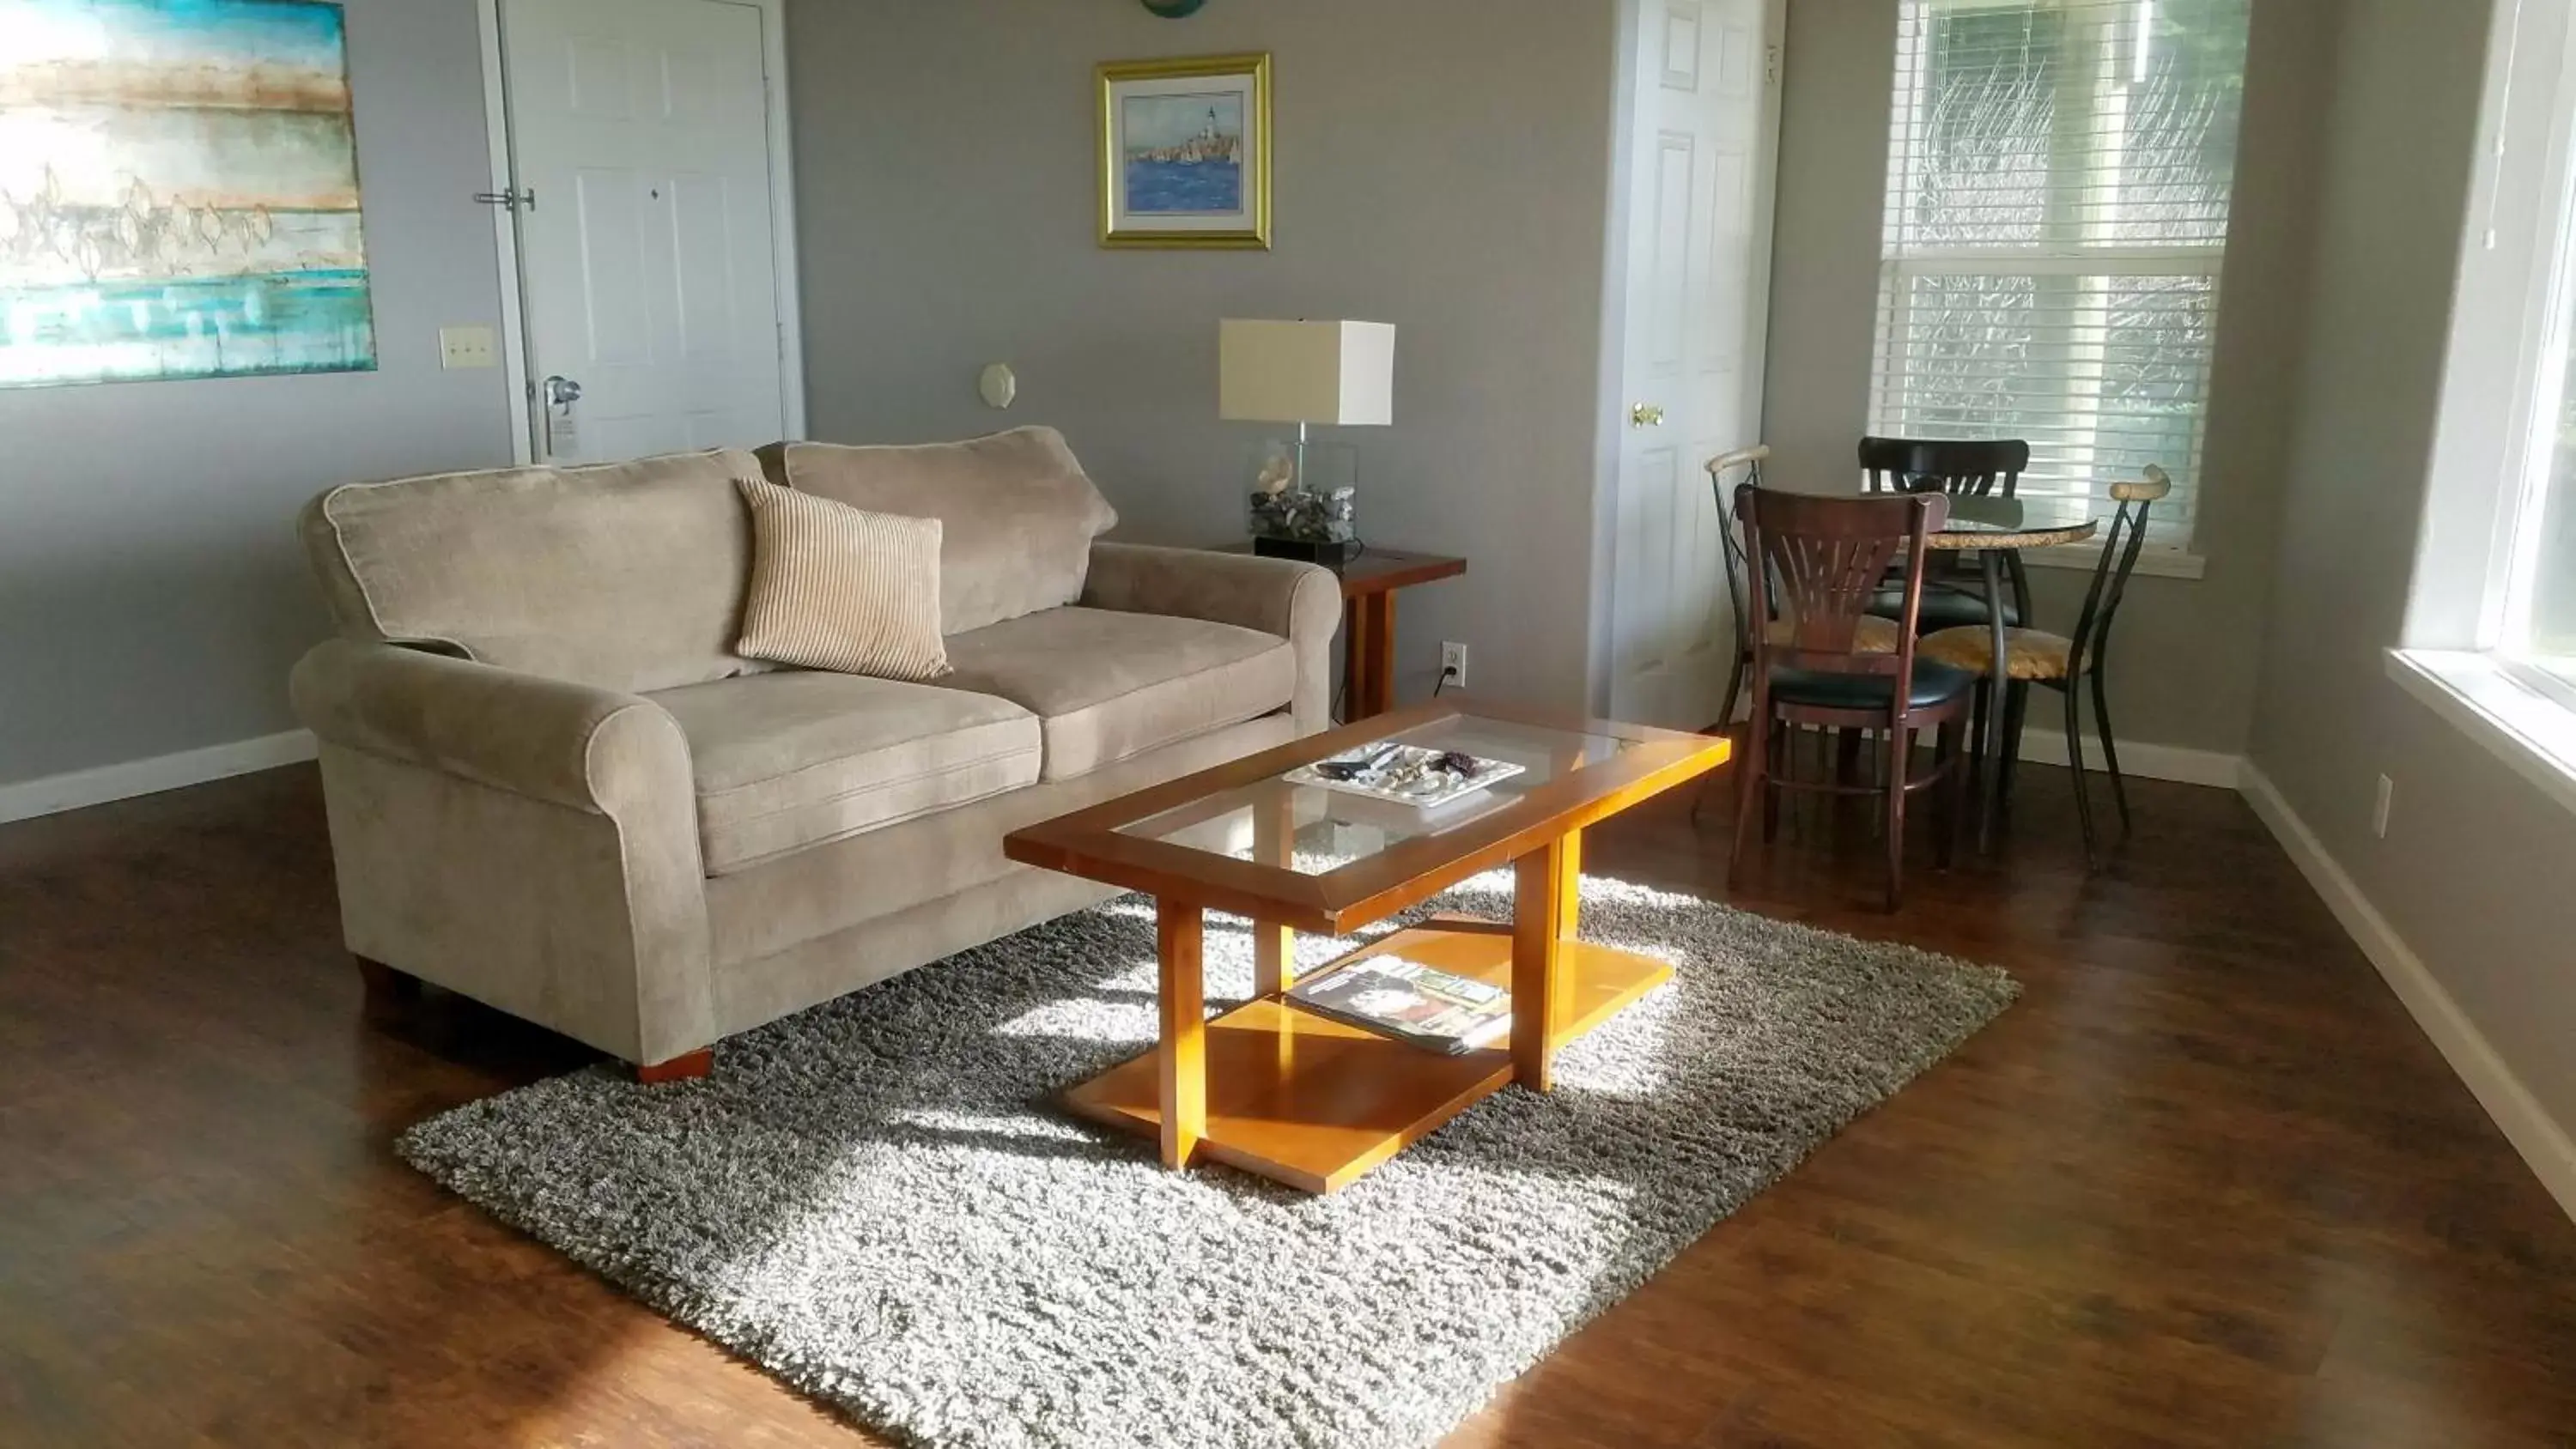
[[1252, 535, 1364, 567]]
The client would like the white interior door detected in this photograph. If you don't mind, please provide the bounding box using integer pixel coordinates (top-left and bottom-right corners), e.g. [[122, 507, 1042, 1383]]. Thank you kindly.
[[1608, 0, 1783, 730], [500, 0, 786, 464]]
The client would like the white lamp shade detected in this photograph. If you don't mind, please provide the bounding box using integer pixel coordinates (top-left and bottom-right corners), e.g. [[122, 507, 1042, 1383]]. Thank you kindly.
[[1218, 319, 1395, 427]]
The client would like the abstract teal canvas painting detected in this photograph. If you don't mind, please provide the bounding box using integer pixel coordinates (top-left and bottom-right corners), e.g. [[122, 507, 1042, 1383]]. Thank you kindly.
[[0, 0, 375, 388]]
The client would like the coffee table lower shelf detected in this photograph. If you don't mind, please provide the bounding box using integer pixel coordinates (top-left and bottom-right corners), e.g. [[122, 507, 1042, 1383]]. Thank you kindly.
[[1061, 925, 1674, 1193]]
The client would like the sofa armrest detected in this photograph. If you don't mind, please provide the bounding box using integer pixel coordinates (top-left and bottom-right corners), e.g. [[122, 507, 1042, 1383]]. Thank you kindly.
[[290, 639, 690, 818], [291, 640, 715, 1066], [1081, 543, 1342, 733]]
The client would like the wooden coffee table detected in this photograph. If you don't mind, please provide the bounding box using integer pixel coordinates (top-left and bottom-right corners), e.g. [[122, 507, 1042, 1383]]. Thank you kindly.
[[1003, 700, 1730, 1193]]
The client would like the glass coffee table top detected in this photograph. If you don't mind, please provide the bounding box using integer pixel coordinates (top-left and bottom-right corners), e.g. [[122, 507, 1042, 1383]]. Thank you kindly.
[[1114, 713, 1637, 876], [1005, 700, 1728, 936]]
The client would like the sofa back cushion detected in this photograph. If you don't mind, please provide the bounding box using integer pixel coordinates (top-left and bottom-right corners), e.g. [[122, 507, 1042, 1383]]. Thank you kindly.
[[755, 427, 1118, 636], [300, 448, 770, 694]]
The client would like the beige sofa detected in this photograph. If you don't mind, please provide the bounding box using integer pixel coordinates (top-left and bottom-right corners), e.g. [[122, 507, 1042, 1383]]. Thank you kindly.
[[289, 428, 1338, 1076]]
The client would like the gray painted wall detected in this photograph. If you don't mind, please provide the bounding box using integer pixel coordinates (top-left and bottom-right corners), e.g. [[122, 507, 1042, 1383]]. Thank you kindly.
[[2247, 0, 2576, 1129], [0, 0, 515, 791], [1759, 0, 2334, 756], [783, 0, 1624, 713]]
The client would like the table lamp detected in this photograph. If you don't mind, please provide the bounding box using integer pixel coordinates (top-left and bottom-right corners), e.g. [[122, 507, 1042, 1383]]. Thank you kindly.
[[1219, 318, 1394, 566]]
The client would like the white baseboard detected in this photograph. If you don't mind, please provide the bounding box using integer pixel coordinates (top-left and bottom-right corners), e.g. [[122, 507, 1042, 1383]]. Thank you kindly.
[[2240, 763, 2576, 1225], [1721, 705, 2249, 791], [0, 729, 317, 827], [2013, 728, 2246, 790]]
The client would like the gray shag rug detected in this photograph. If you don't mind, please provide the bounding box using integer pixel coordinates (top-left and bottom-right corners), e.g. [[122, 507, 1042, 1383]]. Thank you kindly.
[[400, 871, 2017, 1449]]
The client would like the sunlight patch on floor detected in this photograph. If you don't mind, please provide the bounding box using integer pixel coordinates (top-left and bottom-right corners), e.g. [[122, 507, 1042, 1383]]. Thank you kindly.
[[988, 997, 1157, 1042], [1557, 980, 1680, 1099], [887, 1107, 1099, 1144]]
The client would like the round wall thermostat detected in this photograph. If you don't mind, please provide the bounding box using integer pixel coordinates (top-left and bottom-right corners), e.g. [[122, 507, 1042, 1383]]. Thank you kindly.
[[978, 363, 1018, 409]]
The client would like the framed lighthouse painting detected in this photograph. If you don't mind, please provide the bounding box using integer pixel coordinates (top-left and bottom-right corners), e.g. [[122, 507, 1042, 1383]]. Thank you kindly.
[[1097, 52, 1270, 250]]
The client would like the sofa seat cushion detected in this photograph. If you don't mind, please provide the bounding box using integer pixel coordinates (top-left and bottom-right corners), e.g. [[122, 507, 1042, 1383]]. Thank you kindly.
[[649, 671, 1040, 876], [937, 607, 1295, 782]]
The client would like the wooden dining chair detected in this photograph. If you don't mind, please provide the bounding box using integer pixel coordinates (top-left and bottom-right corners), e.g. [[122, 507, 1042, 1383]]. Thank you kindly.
[[1710, 446, 1902, 735], [1732, 484, 1974, 909], [1695, 447, 1899, 826], [1917, 467, 2170, 868], [1859, 435, 2034, 635]]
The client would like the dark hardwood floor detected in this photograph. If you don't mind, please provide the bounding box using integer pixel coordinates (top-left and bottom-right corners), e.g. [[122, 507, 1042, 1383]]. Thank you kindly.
[[3, 760, 2573, 1446]]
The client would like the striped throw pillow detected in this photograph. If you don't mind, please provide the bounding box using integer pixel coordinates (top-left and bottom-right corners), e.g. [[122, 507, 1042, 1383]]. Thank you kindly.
[[734, 477, 952, 682]]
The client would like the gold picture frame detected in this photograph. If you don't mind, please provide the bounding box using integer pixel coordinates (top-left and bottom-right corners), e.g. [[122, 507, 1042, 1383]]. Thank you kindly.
[[1097, 52, 1272, 250]]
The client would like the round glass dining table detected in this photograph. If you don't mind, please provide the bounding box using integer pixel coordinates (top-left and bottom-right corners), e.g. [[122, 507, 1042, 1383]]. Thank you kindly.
[[1916, 492, 2099, 851], [1924, 493, 2099, 552]]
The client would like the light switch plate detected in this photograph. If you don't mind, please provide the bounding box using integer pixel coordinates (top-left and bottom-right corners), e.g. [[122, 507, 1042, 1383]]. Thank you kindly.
[[439, 324, 498, 370]]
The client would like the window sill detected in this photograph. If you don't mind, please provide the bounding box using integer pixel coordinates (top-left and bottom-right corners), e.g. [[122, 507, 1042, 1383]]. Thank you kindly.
[[2022, 543, 2208, 581], [2387, 649, 2576, 819]]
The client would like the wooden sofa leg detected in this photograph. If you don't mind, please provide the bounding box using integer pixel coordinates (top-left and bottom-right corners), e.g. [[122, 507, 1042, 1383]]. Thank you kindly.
[[635, 1049, 714, 1085], [355, 955, 422, 1005]]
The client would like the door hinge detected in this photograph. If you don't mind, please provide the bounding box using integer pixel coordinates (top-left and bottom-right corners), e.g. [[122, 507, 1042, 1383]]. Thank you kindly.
[[474, 188, 538, 213], [1765, 44, 1782, 86]]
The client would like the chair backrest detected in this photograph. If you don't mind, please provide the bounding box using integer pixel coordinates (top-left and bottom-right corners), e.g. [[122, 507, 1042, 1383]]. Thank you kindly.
[[1707, 446, 1769, 635], [2064, 466, 2171, 677], [1859, 436, 2032, 500], [1738, 485, 1948, 699]]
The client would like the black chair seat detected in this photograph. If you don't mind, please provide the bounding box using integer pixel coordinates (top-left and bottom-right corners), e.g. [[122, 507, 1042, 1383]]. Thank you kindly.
[[1768, 661, 1975, 712], [1868, 584, 2021, 632]]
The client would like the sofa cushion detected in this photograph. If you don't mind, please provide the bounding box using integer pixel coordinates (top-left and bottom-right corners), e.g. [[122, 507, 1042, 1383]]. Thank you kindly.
[[937, 607, 1294, 782], [754, 427, 1118, 636], [702, 715, 1297, 974], [734, 478, 952, 682], [301, 448, 769, 694], [649, 671, 1040, 876]]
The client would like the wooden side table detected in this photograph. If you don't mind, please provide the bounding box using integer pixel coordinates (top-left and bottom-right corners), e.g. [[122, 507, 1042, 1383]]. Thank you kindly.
[[1219, 544, 1466, 719]]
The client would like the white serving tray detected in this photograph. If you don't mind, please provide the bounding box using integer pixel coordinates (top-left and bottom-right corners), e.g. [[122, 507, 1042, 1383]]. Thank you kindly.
[[1282, 743, 1526, 811]]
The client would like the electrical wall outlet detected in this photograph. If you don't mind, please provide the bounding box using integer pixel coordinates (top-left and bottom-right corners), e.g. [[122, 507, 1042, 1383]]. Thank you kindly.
[[2373, 774, 2394, 839], [439, 324, 498, 370], [1440, 641, 1469, 690]]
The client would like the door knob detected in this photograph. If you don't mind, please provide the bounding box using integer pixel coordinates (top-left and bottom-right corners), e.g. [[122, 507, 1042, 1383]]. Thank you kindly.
[[1630, 403, 1666, 427], [544, 374, 584, 410]]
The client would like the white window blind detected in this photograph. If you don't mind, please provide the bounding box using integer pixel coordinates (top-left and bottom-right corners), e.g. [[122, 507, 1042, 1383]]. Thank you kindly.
[[1871, 0, 2251, 549]]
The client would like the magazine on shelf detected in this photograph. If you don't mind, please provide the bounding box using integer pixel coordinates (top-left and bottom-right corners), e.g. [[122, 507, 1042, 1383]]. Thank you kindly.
[[1281, 741, 1525, 811], [1285, 954, 1511, 1055]]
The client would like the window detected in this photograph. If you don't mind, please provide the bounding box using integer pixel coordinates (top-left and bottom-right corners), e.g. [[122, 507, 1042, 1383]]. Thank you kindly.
[[2387, 0, 2576, 813], [1870, 0, 2251, 553], [2505, 159, 2576, 708]]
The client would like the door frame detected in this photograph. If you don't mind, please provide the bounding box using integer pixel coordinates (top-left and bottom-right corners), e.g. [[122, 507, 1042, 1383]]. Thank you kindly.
[[474, 0, 809, 465]]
